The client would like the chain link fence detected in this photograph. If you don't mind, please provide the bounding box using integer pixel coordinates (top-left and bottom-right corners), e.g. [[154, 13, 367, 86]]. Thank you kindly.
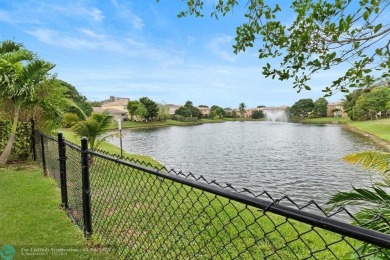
[[32, 130, 390, 259]]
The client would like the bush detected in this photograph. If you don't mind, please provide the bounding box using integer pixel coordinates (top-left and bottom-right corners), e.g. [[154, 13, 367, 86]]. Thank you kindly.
[[0, 121, 32, 161], [171, 115, 199, 122]]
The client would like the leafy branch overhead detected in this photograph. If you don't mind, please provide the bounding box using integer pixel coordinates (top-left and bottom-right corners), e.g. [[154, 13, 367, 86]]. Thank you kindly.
[[173, 0, 390, 95]]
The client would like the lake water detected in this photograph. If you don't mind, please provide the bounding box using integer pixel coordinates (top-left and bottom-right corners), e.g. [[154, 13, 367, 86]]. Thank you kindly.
[[108, 121, 384, 206]]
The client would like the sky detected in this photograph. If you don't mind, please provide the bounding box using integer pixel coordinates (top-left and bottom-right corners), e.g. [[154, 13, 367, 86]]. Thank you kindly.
[[0, 0, 346, 108]]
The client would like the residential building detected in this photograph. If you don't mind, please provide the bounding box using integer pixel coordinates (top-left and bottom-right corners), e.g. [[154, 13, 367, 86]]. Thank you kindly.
[[327, 101, 346, 117], [198, 107, 210, 117], [93, 97, 129, 121], [165, 104, 181, 115]]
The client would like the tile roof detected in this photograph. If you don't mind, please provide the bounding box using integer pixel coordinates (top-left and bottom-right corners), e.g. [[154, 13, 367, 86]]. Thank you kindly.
[[101, 98, 129, 107]]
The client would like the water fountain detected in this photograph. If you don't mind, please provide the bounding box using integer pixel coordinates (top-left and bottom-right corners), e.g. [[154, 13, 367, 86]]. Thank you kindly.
[[264, 110, 289, 122]]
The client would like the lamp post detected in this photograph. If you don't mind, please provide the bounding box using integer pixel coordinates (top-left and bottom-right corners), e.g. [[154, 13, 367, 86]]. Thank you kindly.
[[117, 119, 123, 158]]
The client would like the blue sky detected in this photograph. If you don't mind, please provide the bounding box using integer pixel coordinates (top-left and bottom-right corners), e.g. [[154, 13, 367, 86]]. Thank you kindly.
[[0, 0, 345, 108]]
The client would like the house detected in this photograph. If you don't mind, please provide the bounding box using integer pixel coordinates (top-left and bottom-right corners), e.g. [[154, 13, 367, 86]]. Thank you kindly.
[[327, 101, 346, 117], [101, 98, 129, 111], [198, 107, 210, 117], [92, 107, 128, 121], [93, 97, 130, 121], [165, 104, 181, 115]]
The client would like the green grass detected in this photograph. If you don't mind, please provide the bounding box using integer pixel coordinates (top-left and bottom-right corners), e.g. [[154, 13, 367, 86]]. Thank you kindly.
[[303, 117, 351, 124], [87, 158, 359, 259], [0, 164, 113, 259], [348, 118, 390, 142], [109, 118, 263, 130]]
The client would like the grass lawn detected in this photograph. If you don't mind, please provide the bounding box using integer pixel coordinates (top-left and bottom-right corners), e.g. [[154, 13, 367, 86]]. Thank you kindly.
[[86, 154, 359, 259], [0, 164, 113, 259], [108, 118, 262, 130], [348, 118, 390, 143], [303, 117, 351, 124], [108, 119, 218, 130]]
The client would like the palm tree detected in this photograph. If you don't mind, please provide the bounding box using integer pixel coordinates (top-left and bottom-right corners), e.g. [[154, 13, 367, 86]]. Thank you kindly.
[[0, 41, 55, 165], [72, 111, 113, 150], [326, 151, 390, 256], [238, 102, 246, 117]]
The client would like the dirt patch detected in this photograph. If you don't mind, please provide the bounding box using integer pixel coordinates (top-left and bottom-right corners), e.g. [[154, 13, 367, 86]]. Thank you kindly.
[[342, 124, 390, 152]]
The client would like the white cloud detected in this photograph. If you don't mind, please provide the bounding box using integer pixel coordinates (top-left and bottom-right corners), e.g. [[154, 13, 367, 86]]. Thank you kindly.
[[110, 1, 144, 30], [0, 8, 41, 25], [207, 35, 236, 62], [26, 28, 125, 52], [42, 2, 104, 22]]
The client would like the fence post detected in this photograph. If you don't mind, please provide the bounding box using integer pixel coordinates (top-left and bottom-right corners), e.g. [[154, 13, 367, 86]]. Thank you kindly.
[[58, 133, 68, 209], [30, 119, 36, 161], [40, 133, 47, 176], [81, 137, 92, 237]]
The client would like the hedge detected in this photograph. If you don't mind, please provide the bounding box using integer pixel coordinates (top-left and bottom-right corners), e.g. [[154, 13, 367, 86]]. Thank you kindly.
[[0, 121, 32, 162]]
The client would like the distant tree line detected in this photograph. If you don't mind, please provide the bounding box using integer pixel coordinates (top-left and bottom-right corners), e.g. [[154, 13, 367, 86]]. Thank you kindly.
[[289, 97, 328, 118]]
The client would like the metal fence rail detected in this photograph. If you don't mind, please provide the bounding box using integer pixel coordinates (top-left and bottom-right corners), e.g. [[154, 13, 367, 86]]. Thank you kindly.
[[32, 130, 390, 259]]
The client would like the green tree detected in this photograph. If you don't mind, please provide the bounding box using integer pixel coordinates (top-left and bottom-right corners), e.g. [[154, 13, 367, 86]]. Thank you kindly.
[[174, 0, 390, 95], [184, 100, 202, 118], [127, 100, 147, 121], [238, 102, 246, 117], [251, 110, 264, 119], [313, 97, 328, 117], [1, 73, 73, 132], [60, 80, 92, 118], [73, 110, 113, 150], [344, 89, 365, 120], [175, 106, 192, 117], [290, 98, 315, 118], [210, 105, 225, 119], [351, 87, 390, 120], [157, 103, 170, 121], [0, 40, 55, 165], [88, 100, 104, 107], [139, 97, 159, 121]]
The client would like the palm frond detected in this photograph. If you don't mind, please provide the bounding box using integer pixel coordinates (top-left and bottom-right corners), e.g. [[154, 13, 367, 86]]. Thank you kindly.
[[65, 99, 87, 120], [326, 185, 390, 211], [20, 60, 55, 86], [91, 111, 113, 134], [0, 40, 23, 54], [0, 49, 34, 65], [343, 151, 390, 174], [354, 208, 390, 234], [73, 111, 113, 149]]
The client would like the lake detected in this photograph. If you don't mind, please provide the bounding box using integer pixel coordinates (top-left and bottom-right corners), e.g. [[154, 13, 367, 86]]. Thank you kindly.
[[108, 121, 384, 206]]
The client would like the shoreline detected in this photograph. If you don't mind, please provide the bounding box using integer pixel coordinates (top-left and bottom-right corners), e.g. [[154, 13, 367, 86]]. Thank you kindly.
[[341, 124, 390, 152]]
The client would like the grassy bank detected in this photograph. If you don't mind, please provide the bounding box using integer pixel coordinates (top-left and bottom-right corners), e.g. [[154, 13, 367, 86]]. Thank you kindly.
[[302, 117, 351, 124], [109, 118, 262, 130], [0, 165, 110, 259], [348, 118, 390, 143], [59, 128, 164, 169], [303, 116, 390, 144]]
